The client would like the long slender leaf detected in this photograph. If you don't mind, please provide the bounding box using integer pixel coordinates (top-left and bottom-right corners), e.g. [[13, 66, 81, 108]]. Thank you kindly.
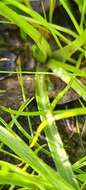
[[35, 71, 80, 190], [0, 161, 46, 190], [0, 124, 77, 190], [47, 59, 86, 101], [60, 0, 81, 34], [52, 29, 86, 62], [0, 1, 51, 62]]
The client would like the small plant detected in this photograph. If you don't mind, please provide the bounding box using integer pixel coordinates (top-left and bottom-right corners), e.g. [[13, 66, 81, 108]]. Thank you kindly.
[[0, 0, 86, 190]]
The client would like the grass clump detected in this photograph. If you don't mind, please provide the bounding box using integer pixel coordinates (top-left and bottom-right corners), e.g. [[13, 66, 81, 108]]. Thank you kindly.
[[0, 0, 86, 190]]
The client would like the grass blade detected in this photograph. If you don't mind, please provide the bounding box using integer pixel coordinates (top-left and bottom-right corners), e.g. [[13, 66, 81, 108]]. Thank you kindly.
[[0, 1, 51, 62], [0, 124, 77, 190], [47, 59, 86, 102], [35, 71, 79, 189]]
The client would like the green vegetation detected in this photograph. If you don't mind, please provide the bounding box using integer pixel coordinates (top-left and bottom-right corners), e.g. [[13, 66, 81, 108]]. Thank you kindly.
[[0, 0, 86, 189]]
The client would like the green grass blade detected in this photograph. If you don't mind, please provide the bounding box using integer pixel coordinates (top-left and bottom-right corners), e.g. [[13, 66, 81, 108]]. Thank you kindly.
[[80, 0, 86, 29], [52, 29, 86, 62], [0, 106, 43, 116], [72, 156, 86, 171], [2, 0, 64, 47], [0, 114, 50, 157], [54, 108, 86, 121], [0, 161, 46, 190], [35, 71, 80, 189], [60, 0, 81, 34], [0, 125, 77, 190], [0, 1, 51, 62], [74, 0, 83, 12], [49, 0, 56, 22], [47, 59, 86, 102]]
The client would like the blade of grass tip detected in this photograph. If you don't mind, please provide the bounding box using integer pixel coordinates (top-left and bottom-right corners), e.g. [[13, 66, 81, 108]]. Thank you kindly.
[[34, 70, 80, 189], [49, 0, 56, 22], [0, 125, 77, 190], [30, 120, 47, 148]]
